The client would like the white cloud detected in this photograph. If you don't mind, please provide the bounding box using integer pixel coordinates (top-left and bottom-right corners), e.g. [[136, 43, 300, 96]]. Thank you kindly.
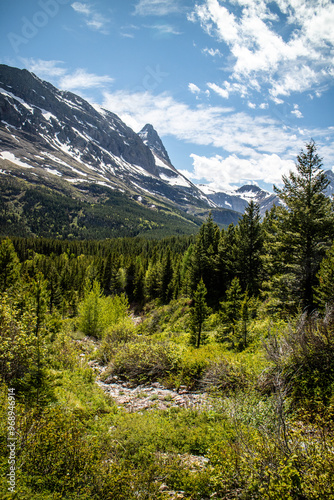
[[189, 152, 295, 190], [101, 89, 304, 160], [148, 24, 182, 35], [247, 102, 256, 109], [100, 87, 334, 183], [133, 0, 182, 16], [291, 104, 303, 119], [191, 0, 334, 98], [188, 83, 201, 94], [21, 59, 114, 91], [202, 47, 223, 57], [207, 80, 249, 99], [59, 69, 114, 90], [207, 82, 229, 99], [22, 58, 66, 77], [71, 2, 91, 15], [71, 2, 110, 33]]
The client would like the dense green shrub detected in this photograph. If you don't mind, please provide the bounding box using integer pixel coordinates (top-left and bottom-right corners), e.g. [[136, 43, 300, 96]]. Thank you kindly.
[[78, 281, 129, 339], [103, 339, 181, 384], [264, 307, 334, 412], [200, 358, 248, 393]]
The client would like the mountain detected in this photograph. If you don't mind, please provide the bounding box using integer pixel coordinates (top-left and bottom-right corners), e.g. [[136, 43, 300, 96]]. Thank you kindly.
[[198, 183, 280, 216], [139, 123, 171, 164], [325, 169, 334, 198], [199, 173, 334, 217], [0, 64, 240, 239]]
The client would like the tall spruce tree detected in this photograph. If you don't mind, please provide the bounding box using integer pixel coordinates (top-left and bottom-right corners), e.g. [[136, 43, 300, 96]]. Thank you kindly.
[[189, 278, 209, 348], [189, 213, 220, 304], [271, 141, 334, 312], [235, 201, 263, 295]]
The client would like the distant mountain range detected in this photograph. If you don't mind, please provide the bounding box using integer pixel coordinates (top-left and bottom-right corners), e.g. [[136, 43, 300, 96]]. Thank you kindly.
[[198, 183, 281, 217], [0, 64, 333, 239]]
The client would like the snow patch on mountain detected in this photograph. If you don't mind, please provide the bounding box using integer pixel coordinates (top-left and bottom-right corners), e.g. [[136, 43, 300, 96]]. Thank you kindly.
[[0, 151, 33, 168]]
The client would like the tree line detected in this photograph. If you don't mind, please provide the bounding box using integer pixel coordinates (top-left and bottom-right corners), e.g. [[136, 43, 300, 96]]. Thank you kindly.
[[1, 141, 334, 342]]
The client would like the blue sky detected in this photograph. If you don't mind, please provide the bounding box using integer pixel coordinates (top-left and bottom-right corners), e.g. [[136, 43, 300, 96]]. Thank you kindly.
[[1, 0, 334, 192]]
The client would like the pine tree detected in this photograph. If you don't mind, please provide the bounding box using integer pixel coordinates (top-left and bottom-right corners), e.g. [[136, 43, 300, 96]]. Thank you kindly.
[[0, 238, 20, 292], [189, 213, 220, 304], [215, 224, 238, 299], [218, 277, 244, 347], [189, 279, 209, 348], [160, 249, 173, 303], [235, 201, 263, 295], [271, 141, 334, 312]]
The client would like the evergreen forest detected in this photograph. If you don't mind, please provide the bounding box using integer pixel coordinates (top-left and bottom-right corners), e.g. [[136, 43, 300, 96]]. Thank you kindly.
[[1, 141, 334, 499]]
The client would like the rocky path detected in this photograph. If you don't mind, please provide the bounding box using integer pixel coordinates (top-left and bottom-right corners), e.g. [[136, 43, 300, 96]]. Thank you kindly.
[[89, 360, 211, 412]]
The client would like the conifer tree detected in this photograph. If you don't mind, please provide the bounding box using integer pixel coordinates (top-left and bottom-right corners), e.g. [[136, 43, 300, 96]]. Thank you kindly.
[[189, 213, 220, 304], [189, 278, 209, 348], [272, 141, 334, 311], [0, 238, 20, 292], [235, 201, 263, 295], [218, 277, 244, 347], [216, 224, 238, 298]]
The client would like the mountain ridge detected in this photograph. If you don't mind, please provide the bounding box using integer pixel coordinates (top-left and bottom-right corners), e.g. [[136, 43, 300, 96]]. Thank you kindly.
[[0, 64, 241, 238]]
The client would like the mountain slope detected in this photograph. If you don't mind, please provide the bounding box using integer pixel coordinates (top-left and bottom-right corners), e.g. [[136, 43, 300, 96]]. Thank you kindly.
[[0, 64, 241, 238], [0, 64, 216, 210]]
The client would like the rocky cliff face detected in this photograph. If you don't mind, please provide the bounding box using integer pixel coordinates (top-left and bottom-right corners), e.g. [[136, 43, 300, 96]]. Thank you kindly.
[[0, 64, 212, 210]]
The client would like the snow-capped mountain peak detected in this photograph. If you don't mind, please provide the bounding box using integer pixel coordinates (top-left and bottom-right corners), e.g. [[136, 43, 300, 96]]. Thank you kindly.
[[139, 123, 171, 164], [0, 64, 213, 211]]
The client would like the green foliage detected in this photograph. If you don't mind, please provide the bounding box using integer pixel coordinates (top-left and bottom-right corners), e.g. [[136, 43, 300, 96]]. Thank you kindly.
[[0, 293, 37, 385], [103, 339, 181, 384], [235, 200, 263, 295], [315, 242, 334, 309], [201, 358, 249, 393], [189, 279, 210, 348], [78, 280, 129, 338], [0, 238, 20, 292], [218, 277, 244, 347], [264, 307, 334, 411], [78, 280, 104, 338]]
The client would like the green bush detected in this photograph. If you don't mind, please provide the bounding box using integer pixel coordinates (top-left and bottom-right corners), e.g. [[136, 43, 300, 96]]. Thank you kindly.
[[97, 318, 136, 365], [200, 358, 248, 393], [78, 281, 129, 339], [103, 339, 181, 384], [264, 307, 334, 412]]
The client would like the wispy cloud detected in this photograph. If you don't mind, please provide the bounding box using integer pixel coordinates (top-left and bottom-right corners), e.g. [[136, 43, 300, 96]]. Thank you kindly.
[[21, 58, 67, 77], [188, 83, 201, 94], [207, 81, 249, 99], [133, 0, 182, 16], [71, 2, 110, 34], [147, 24, 182, 36], [190, 0, 334, 100], [202, 47, 223, 57], [100, 88, 334, 186], [59, 69, 114, 90], [22, 59, 114, 91], [291, 104, 303, 119]]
